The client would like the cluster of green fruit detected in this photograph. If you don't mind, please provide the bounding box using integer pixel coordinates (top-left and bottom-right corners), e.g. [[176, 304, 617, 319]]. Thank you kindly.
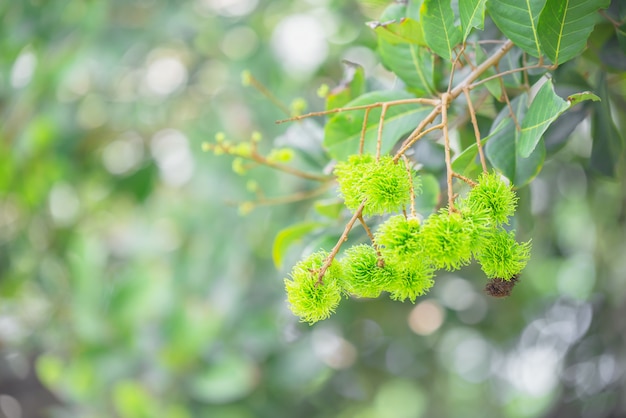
[[284, 155, 531, 324]]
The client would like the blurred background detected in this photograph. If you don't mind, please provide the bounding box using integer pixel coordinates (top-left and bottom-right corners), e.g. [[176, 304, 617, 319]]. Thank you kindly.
[[1, 1, 626, 417]]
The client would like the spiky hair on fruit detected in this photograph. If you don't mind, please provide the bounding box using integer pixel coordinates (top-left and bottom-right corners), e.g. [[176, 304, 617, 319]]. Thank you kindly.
[[341, 244, 395, 298], [284, 250, 343, 325], [361, 155, 415, 216], [334, 154, 375, 212], [385, 258, 435, 303], [375, 215, 422, 261], [334, 154, 416, 216], [476, 228, 531, 279], [465, 171, 518, 226], [420, 209, 474, 271]]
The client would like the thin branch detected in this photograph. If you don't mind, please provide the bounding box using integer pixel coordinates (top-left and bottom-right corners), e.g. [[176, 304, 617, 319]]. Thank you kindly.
[[469, 63, 549, 90], [452, 172, 477, 187], [441, 93, 454, 212], [376, 104, 388, 160], [249, 150, 332, 181], [497, 71, 521, 131], [317, 201, 366, 285], [225, 182, 332, 206], [276, 98, 439, 124], [359, 107, 372, 154], [358, 214, 377, 245], [463, 87, 487, 172], [246, 74, 291, 116], [402, 154, 417, 218], [394, 122, 444, 162]]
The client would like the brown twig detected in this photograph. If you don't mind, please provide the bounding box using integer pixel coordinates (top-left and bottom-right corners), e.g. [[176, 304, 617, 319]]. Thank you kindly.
[[463, 87, 487, 172], [452, 172, 478, 187], [441, 93, 454, 212], [376, 104, 388, 160], [276, 98, 439, 124], [317, 201, 366, 285], [402, 155, 417, 217], [246, 73, 292, 116], [359, 107, 372, 154]]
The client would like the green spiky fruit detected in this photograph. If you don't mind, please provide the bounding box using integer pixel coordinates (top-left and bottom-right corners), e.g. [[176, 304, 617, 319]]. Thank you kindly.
[[341, 244, 395, 298], [375, 215, 422, 261], [420, 209, 473, 271], [465, 171, 517, 226], [361, 156, 414, 216], [284, 250, 343, 324], [385, 258, 435, 302], [334, 155, 416, 216], [334, 154, 375, 213], [476, 228, 531, 279]]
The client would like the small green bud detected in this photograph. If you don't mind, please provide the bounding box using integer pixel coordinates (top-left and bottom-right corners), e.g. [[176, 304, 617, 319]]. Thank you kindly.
[[267, 148, 294, 163], [201, 142, 211, 152], [251, 131, 262, 143], [232, 158, 246, 175], [317, 83, 330, 98], [241, 70, 252, 87], [233, 142, 251, 157], [238, 201, 255, 216], [290, 98, 307, 116], [215, 132, 226, 142], [246, 179, 258, 192]]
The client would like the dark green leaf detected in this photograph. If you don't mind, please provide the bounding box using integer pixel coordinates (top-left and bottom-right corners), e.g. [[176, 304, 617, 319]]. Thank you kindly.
[[485, 93, 546, 186], [537, 0, 610, 65], [591, 73, 624, 176], [324, 91, 432, 161], [420, 0, 462, 60], [474, 44, 503, 100], [487, 0, 545, 58], [519, 78, 570, 158]]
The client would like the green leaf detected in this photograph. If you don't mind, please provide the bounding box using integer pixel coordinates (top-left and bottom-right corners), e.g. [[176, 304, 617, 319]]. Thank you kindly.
[[474, 44, 503, 100], [273, 221, 326, 268], [566, 91, 601, 107], [113, 381, 155, 418], [460, 0, 486, 41], [313, 199, 344, 219], [519, 79, 570, 158], [485, 93, 546, 186], [326, 62, 366, 111], [451, 136, 491, 175], [487, 0, 545, 58], [370, 18, 425, 45], [378, 40, 435, 95], [537, 0, 610, 65], [420, 0, 462, 60], [590, 73, 624, 176], [323, 91, 432, 161]]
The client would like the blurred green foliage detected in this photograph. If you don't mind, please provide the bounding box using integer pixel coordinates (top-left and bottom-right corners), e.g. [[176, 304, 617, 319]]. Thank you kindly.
[[1, 1, 626, 418]]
